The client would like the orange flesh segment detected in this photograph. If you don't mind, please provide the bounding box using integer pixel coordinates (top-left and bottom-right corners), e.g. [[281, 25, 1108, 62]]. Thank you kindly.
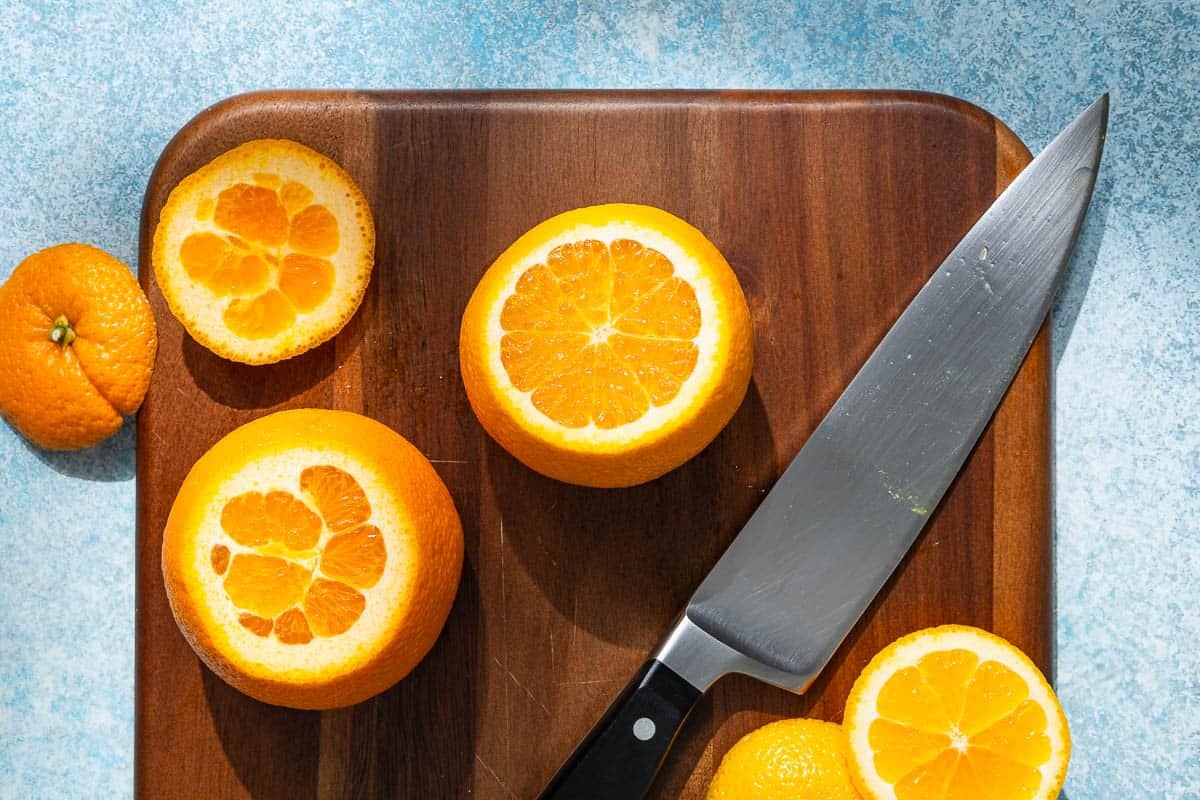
[[592, 344, 649, 428], [869, 718, 951, 783], [918, 648, 980, 725], [213, 183, 288, 246], [301, 465, 371, 531], [180, 232, 230, 282], [971, 701, 1052, 767], [238, 613, 273, 637], [320, 525, 387, 589], [304, 579, 366, 637], [611, 238, 676, 317], [215, 465, 386, 644], [525, 345, 596, 429], [877, 666, 955, 732], [959, 660, 1031, 735], [498, 239, 701, 428], [609, 334, 699, 406], [500, 263, 589, 332], [546, 239, 611, 326], [223, 289, 296, 339], [220, 489, 321, 550], [274, 608, 313, 644], [204, 253, 270, 297], [187, 181, 344, 342], [221, 492, 271, 547], [869, 653, 1053, 799], [279, 253, 335, 311], [288, 204, 339, 256], [500, 332, 590, 392], [614, 277, 700, 338], [210, 545, 230, 575], [942, 748, 1042, 800], [894, 750, 959, 800], [263, 490, 322, 551], [279, 181, 314, 214], [252, 172, 281, 189], [223, 554, 311, 619]]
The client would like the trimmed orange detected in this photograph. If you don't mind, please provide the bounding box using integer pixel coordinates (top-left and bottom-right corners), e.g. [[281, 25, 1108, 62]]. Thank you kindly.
[[0, 243, 156, 450], [843, 625, 1070, 800], [707, 718, 863, 800], [162, 409, 463, 709], [152, 139, 374, 364], [460, 203, 753, 487]]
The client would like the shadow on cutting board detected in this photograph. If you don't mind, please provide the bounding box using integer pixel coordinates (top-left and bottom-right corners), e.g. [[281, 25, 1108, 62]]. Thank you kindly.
[[181, 309, 364, 410], [201, 557, 481, 798], [490, 380, 777, 651]]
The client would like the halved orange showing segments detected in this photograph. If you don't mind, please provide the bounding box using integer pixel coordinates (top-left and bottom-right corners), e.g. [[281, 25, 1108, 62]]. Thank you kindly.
[[843, 625, 1070, 800], [152, 139, 374, 364], [460, 204, 753, 487], [162, 409, 462, 709]]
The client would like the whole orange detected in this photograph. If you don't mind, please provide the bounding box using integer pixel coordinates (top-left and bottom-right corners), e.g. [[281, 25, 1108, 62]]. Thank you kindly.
[[0, 243, 157, 449]]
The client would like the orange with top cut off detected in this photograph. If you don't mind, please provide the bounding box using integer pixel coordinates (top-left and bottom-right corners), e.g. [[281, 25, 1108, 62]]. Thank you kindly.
[[162, 409, 463, 709], [460, 203, 753, 487]]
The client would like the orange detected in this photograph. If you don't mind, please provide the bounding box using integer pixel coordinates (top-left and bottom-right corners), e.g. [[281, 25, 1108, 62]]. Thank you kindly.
[[707, 718, 863, 800], [0, 243, 156, 450], [152, 139, 374, 364], [843, 625, 1070, 800], [162, 409, 463, 709], [459, 203, 753, 487]]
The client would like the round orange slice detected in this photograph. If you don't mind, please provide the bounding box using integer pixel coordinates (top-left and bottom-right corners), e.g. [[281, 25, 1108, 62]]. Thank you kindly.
[[162, 409, 463, 709], [459, 203, 753, 488], [152, 139, 374, 364], [843, 625, 1070, 800]]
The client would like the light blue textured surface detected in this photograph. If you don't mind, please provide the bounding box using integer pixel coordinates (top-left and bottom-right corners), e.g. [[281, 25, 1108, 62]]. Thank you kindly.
[[0, 1, 1196, 798]]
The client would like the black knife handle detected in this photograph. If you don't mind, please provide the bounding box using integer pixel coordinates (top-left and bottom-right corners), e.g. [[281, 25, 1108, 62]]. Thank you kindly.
[[537, 659, 702, 800]]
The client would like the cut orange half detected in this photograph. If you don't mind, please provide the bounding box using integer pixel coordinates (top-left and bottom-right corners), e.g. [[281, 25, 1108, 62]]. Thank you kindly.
[[843, 625, 1070, 800], [152, 139, 374, 364], [459, 203, 753, 487], [162, 409, 463, 709]]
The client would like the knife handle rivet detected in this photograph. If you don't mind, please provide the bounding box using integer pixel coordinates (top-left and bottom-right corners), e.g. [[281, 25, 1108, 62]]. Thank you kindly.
[[632, 717, 656, 741]]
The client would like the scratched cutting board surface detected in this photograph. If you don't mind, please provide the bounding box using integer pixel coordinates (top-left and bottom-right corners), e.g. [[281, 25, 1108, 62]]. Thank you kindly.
[[136, 90, 1048, 799]]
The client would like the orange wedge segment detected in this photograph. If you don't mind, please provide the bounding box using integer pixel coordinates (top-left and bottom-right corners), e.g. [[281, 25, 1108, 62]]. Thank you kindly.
[[460, 203, 753, 487], [153, 139, 374, 364]]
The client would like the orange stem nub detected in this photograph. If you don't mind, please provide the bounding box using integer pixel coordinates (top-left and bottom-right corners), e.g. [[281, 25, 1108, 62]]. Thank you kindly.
[[49, 315, 76, 347]]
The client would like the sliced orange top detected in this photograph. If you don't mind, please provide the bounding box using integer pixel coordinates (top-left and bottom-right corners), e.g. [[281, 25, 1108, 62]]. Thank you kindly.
[[153, 139, 374, 364], [843, 625, 1071, 800], [460, 204, 753, 487], [162, 410, 463, 710]]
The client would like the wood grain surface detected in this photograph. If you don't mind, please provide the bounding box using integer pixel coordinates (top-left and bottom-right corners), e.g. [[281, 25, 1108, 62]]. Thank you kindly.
[[136, 90, 1046, 799]]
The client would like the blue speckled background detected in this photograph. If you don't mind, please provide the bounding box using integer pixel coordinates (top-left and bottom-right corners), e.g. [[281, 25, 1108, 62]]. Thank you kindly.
[[0, 2, 1196, 798]]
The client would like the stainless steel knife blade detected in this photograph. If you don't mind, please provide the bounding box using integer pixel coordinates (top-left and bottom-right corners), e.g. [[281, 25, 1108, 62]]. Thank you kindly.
[[666, 95, 1108, 692], [539, 97, 1108, 800]]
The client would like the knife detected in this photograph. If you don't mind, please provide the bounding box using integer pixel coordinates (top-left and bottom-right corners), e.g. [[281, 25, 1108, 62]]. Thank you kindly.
[[537, 95, 1108, 800]]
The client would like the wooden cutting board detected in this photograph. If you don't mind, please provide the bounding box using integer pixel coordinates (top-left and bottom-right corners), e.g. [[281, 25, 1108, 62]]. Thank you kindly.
[[136, 90, 1048, 799]]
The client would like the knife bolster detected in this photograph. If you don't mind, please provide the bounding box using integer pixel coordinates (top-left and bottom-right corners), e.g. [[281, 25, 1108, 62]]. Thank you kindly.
[[655, 615, 814, 694]]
